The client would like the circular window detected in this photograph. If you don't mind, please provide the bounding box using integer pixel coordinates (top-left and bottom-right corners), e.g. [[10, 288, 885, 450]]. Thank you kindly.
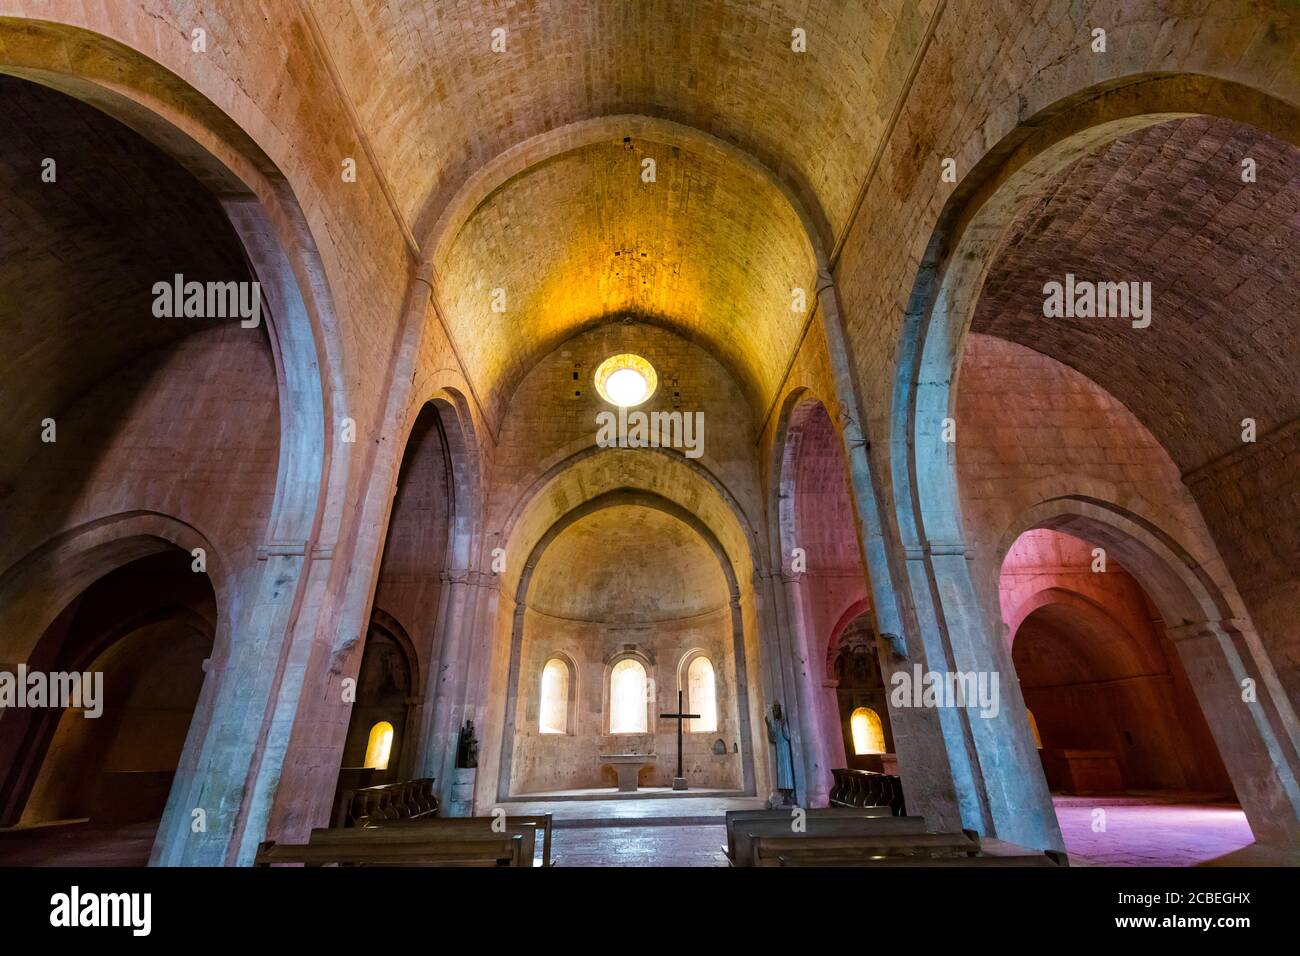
[[593, 353, 657, 407]]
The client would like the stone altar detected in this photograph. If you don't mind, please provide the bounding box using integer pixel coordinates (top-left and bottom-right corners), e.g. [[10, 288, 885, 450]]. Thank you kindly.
[[598, 753, 656, 792]]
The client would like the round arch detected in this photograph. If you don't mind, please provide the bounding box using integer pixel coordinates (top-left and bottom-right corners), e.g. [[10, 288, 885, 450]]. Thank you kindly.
[[0, 16, 345, 554], [996, 495, 1300, 846], [492, 487, 759, 802], [884, 72, 1300, 849], [0, 516, 225, 828], [894, 73, 1300, 562]]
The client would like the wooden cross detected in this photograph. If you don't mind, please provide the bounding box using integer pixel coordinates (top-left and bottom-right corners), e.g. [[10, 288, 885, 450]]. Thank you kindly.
[[659, 689, 700, 784]]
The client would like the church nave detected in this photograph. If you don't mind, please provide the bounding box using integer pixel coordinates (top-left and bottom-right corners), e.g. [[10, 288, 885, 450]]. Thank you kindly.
[[0, 6, 1298, 924]]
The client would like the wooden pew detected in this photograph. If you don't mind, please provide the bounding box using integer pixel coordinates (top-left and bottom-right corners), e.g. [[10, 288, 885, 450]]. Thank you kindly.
[[723, 806, 891, 862], [354, 814, 555, 867], [254, 831, 526, 867], [729, 814, 931, 867], [746, 831, 981, 868], [829, 768, 906, 815], [335, 779, 438, 828], [306, 820, 539, 867]]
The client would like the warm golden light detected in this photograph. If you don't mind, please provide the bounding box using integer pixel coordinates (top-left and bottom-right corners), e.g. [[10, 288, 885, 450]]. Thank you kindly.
[[606, 367, 648, 405], [687, 656, 717, 733], [364, 721, 394, 769], [609, 658, 649, 733], [850, 707, 885, 755], [594, 353, 657, 407], [1027, 709, 1043, 749], [540, 658, 570, 734]]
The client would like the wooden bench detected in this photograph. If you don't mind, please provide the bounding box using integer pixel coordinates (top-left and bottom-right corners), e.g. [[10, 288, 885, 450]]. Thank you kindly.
[[829, 768, 906, 815], [352, 814, 555, 867], [254, 830, 527, 867], [722, 806, 891, 861], [333, 778, 439, 828], [729, 815, 932, 867], [746, 830, 982, 867]]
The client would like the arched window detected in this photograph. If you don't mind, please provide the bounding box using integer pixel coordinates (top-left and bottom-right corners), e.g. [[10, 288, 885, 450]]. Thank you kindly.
[[539, 658, 571, 734], [686, 656, 718, 733], [850, 707, 885, 755], [609, 659, 648, 733], [364, 721, 394, 770]]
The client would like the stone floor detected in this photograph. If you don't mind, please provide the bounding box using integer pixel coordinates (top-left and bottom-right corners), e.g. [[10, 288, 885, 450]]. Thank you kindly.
[[0, 820, 155, 866], [505, 793, 764, 826], [1052, 794, 1258, 866], [553, 825, 730, 866], [0, 793, 1286, 867]]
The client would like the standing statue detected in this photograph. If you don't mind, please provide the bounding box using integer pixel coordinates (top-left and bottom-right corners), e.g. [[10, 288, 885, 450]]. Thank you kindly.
[[455, 719, 479, 769], [765, 702, 795, 807]]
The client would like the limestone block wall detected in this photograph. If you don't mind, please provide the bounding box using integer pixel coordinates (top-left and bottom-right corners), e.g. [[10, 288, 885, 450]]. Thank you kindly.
[[510, 606, 743, 793], [488, 320, 763, 531], [954, 334, 1242, 639], [1187, 431, 1300, 706], [0, 324, 281, 620]]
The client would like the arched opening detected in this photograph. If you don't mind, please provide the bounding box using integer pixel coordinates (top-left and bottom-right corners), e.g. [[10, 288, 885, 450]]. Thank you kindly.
[[0, 549, 216, 865], [1000, 527, 1248, 863], [849, 708, 886, 757], [608, 658, 650, 735], [893, 75, 1300, 856], [684, 655, 718, 734], [363, 722, 395, 771], [0, 61, 317, 866], [539, 658, 573, 735], [338, 620, 415, 785], [828, 611, 895, 773], [499, 489, 754, 799], [774, 394, 877, 804], [339, 399, 469, 796]]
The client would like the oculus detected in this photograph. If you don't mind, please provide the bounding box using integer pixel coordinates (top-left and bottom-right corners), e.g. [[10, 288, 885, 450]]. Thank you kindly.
[[594, 353, 657, 407]]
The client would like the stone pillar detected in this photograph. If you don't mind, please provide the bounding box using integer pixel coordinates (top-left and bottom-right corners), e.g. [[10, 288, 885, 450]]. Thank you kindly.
[[755, 567, 813, 806], [783, 572, 832, 806], [1168, 620, 1300, 847], [821, 678, 847, 770], [813, 268, 973, 838], [422, 568, 491, 814]]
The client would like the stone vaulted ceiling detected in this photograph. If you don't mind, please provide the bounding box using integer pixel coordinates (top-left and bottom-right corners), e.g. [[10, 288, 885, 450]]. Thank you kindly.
[[974, 117, 1300, 475], [528, 504, 729, 623], [312, 0, 937, 415], [0, 76, 254, 488]]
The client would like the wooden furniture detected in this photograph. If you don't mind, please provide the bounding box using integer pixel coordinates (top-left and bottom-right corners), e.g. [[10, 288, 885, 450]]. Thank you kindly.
[[829, 768, 906, 815], [1039, 749, 1124, 793], [728, 814, 932, 867], [255, 812, 554, 867], [359, 813, 555, 867], [332, 778, 438, 828], [255, 830, 527, 867], [722, 806, 892, 862], [747, 831, 981, 867]]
